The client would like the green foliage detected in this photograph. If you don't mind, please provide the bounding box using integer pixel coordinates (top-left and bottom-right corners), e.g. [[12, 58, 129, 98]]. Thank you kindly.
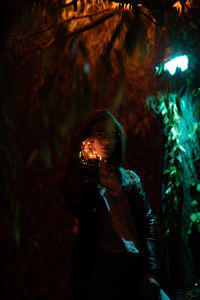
[[148, 91, 200, 237], [147, 4, 200, 248], [149, 94, 180, 204], [188, 200, 200, 235]]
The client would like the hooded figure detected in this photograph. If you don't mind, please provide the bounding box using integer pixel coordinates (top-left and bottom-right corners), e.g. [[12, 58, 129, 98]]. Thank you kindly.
[[61, 109, 170, 300]]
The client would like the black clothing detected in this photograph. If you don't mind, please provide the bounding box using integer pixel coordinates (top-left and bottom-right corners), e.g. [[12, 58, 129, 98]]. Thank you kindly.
[[61, 159, 160, 300], [69, 253, 145, 300]]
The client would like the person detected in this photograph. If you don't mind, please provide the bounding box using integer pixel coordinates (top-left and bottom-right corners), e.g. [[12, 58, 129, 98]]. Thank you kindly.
[[61, 108, 170, 300]]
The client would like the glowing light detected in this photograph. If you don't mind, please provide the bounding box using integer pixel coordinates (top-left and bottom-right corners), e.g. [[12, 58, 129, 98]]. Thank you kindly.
[[173, 0, 191, 14], [164, 55, 188, 75]]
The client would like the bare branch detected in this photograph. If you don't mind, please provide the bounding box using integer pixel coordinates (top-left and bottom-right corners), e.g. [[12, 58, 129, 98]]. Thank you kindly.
[[19, 38, 56, 58], [12, 8, 115, 40], [19, 10, 115, 57], [138, 11, 157, 25], [67, 10, 115, 37]]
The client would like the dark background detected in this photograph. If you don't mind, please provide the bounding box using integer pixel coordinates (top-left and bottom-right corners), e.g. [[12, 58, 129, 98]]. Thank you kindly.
[[1, 1, 200, 299]]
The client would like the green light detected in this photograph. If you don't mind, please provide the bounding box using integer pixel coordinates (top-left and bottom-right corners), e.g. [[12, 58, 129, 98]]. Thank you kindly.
[[164, 55, 188, 75]]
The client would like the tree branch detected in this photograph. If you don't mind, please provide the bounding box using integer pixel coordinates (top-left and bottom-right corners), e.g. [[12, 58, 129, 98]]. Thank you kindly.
[[12, 8, 115, 40], [67, 10, 115, 37], [138, 11, 157, 25], [19, 10, 115, 57]]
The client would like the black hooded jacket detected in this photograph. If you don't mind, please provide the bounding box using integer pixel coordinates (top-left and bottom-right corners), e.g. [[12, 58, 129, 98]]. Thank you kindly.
[[61, 158, 160, 278]]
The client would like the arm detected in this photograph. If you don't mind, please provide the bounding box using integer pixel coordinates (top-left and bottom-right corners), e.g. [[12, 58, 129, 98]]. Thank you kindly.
[[142, 189, 160, 277], [142, 194, 161, 299], [134, 178, 161, 299], [128, 172, 160, 276], [60, 158, 100, 220]]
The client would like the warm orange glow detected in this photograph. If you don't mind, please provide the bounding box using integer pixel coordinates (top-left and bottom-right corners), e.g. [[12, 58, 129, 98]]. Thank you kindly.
[[59, 0, 156, 83], [80, 139, 102, 164], [173, 0, 191, 13]]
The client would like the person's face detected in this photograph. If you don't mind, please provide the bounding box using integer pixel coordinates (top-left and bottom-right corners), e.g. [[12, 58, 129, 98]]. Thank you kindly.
[[91, 119, 117, 159]]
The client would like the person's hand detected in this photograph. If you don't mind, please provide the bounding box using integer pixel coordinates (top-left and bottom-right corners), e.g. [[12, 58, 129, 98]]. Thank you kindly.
[[79, 138, 101, 186], [143, 274, 161, 300], [80, 137, 102, 162]]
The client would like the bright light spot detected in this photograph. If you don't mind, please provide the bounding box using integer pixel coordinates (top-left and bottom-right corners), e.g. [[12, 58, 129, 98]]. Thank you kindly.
[[84, 62, 90, 75], [173, 0, 191, 13], [164, 55, 188, 75]]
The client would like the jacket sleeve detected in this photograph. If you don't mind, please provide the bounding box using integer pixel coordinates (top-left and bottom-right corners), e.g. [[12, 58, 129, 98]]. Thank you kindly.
[[129, 172, 160, 277], [60, 158, 100, 220], [141, 188, 160, 277]]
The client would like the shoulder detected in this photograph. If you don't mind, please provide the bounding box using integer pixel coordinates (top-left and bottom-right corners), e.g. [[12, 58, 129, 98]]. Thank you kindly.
[[119, 168, 143, 193], [126, 170, 140, 183]]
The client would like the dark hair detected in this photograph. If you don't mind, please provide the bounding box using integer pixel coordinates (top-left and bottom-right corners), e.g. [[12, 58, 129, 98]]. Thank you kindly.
[[69, 108, 126, 167]]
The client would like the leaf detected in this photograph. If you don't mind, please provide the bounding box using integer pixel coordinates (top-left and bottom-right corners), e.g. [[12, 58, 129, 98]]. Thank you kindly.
[[190, 213, 197, 222], [191, 200, 198, 208], [163, 115, 169, 125], [189, 180, 196, 187], [176, 154, 182, 163], [158, 64, 163, 75], [163, 169, 170, 175], [196, 183, 200, 192], [175, 177, 180, 187], [165, 228, 170, 236], [174, 195, 178, 206], [26, 150, 39, 167], [169, 169, 176, 177], [192, 87, 200, 97], [165, 186, 172, 194], [190, 122, 198, 138], [179, 145, 186, 152]]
